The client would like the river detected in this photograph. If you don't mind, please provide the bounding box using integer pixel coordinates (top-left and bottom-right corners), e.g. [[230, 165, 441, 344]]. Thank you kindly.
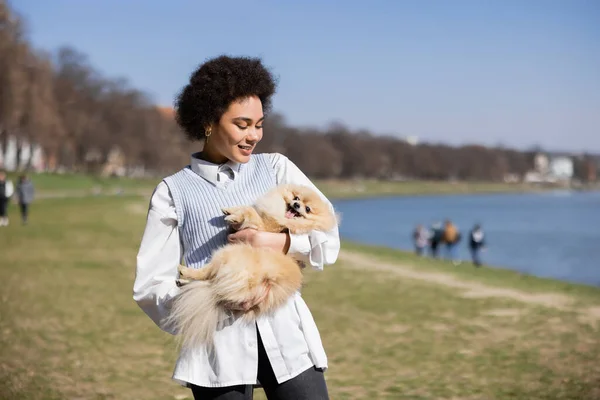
[[333, 190, 600, 286]]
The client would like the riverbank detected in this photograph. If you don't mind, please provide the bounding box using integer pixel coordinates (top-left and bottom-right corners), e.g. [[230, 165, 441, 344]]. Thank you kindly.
[[342, 241, 600, 301], [1, 195, 599, 399], [317, 178, 559, 199]]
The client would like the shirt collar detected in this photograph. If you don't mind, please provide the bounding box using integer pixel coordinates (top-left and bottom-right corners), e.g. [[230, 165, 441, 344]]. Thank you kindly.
[[190, 152, 241, 185]]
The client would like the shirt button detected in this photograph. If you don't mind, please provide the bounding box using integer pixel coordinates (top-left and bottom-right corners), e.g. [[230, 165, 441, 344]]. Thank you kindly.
[[248, 341, 256, 348]]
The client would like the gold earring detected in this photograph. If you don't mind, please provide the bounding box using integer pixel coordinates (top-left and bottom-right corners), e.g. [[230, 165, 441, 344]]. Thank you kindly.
[[205, 128, 212, 143]]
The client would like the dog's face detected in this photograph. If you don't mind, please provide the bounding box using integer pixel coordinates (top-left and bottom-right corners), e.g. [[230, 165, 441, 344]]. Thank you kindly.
[[280, 185, 323, 219], [253, 184, 338, 234], [273, 184, 337, 234]]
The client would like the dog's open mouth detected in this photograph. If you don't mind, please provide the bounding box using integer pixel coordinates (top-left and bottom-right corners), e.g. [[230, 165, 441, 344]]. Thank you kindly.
[[285, 205, 303, 219]]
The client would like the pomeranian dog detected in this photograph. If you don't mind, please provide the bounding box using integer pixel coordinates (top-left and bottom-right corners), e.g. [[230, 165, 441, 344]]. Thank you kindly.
[[166, 184, 337, 349]]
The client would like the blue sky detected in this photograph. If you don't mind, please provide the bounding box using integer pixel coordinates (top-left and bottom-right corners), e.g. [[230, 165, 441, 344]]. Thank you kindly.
[[12, 0, 600, 152]]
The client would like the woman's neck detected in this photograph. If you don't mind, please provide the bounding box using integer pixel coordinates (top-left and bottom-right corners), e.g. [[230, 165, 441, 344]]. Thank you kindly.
[[199, 145, 228, 165]]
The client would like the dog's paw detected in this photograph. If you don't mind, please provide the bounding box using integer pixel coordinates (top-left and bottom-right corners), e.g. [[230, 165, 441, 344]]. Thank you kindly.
[[222, 206, 261, 231], [222, 206, 243, 216], [224, 214, 241, 224], [176, 278, 191, 287], [223, 208, 247, 228], [178, 265, 194, 279]]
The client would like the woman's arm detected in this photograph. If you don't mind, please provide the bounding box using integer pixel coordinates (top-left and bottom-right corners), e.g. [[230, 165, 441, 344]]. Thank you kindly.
[[228, 228, 291, 253], [133, 182, 182, 334]]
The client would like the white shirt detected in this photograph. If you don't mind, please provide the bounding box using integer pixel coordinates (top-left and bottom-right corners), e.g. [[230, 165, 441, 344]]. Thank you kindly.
[[2, 180, 14, 198], [472, 230, 484, 243], [133, 152, 340, 388]]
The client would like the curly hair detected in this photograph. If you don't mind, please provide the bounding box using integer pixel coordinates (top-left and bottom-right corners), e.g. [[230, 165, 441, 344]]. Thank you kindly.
[[175, 55, 277, 142]]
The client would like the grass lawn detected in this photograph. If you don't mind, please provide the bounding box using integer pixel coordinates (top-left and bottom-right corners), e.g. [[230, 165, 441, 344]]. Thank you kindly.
[[6, 171, 162, 199], [1, 195, 599, 399], [6, 170, 555, 201]]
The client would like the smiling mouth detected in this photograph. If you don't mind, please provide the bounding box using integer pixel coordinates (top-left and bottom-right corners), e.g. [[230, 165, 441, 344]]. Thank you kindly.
[[238, 145, 253, 151], [285, 205, 303, 219]]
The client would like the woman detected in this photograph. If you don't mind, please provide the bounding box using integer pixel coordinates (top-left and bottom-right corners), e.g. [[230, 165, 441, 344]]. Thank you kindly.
[[133, 56, 339, 400]]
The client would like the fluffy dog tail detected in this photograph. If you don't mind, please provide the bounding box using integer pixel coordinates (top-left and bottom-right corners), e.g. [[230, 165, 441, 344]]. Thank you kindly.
[[167, 280, 224, 349]]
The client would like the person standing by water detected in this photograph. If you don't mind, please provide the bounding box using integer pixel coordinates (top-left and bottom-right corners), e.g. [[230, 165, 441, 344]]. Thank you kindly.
[[429, 222, 443, 257], [133, 56, 338, 399], [16, 174, 35, 225], [0, 171, 14, 227], [442, 219, 461, 265], [469, 224, 486, 267], [412, 224, 429, 256]]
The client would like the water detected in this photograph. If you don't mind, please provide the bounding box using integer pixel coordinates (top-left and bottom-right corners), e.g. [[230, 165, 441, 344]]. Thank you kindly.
[[333, 190, 600, 286]]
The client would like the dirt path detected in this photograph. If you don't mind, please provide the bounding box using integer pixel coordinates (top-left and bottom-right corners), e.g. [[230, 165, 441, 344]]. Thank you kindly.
[[338, 251, 587, 313]]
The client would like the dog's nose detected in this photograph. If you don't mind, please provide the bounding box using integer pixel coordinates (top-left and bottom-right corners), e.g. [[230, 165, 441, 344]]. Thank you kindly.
[[293, 202, 300, 210]]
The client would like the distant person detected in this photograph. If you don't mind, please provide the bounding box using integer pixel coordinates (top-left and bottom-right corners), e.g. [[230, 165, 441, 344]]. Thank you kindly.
[[412, 224, 429, 256], [429, 222, 443, 258], [469, 224, 486, 267], [0, 171, 14, 227], [16, 174, 35, 225], [442, 219, 461, 265]]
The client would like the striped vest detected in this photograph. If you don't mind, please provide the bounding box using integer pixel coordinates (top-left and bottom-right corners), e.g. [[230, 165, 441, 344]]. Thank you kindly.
[[163, 154, 277, 268]]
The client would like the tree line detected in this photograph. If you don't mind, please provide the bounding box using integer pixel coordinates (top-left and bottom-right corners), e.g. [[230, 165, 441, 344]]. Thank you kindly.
[[1, 1, 594, 182], [0, 0, 187, 176], [259, 115, 540, 181]]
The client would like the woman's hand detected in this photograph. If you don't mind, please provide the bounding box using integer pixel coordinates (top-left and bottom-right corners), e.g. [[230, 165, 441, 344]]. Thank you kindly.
[[227, 229, 291, 254]]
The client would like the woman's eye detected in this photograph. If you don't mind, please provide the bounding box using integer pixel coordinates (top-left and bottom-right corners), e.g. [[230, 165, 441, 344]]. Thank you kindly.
[[236, 125, 248, 130], [256, 125, 263, 129], [305, 206, 311, 213]]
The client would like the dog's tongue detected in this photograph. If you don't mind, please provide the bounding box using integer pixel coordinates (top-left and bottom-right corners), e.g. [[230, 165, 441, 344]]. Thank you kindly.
[[285, 210, 295, 219]]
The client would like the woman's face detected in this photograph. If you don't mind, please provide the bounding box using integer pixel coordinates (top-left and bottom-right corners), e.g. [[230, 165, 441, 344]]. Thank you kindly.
[[202, 96, 264, 164]]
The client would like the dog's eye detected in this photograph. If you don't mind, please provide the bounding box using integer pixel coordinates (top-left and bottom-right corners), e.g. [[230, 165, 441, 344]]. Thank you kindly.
[[305, 206, 311, 213], [293, 196, 300, 201]]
